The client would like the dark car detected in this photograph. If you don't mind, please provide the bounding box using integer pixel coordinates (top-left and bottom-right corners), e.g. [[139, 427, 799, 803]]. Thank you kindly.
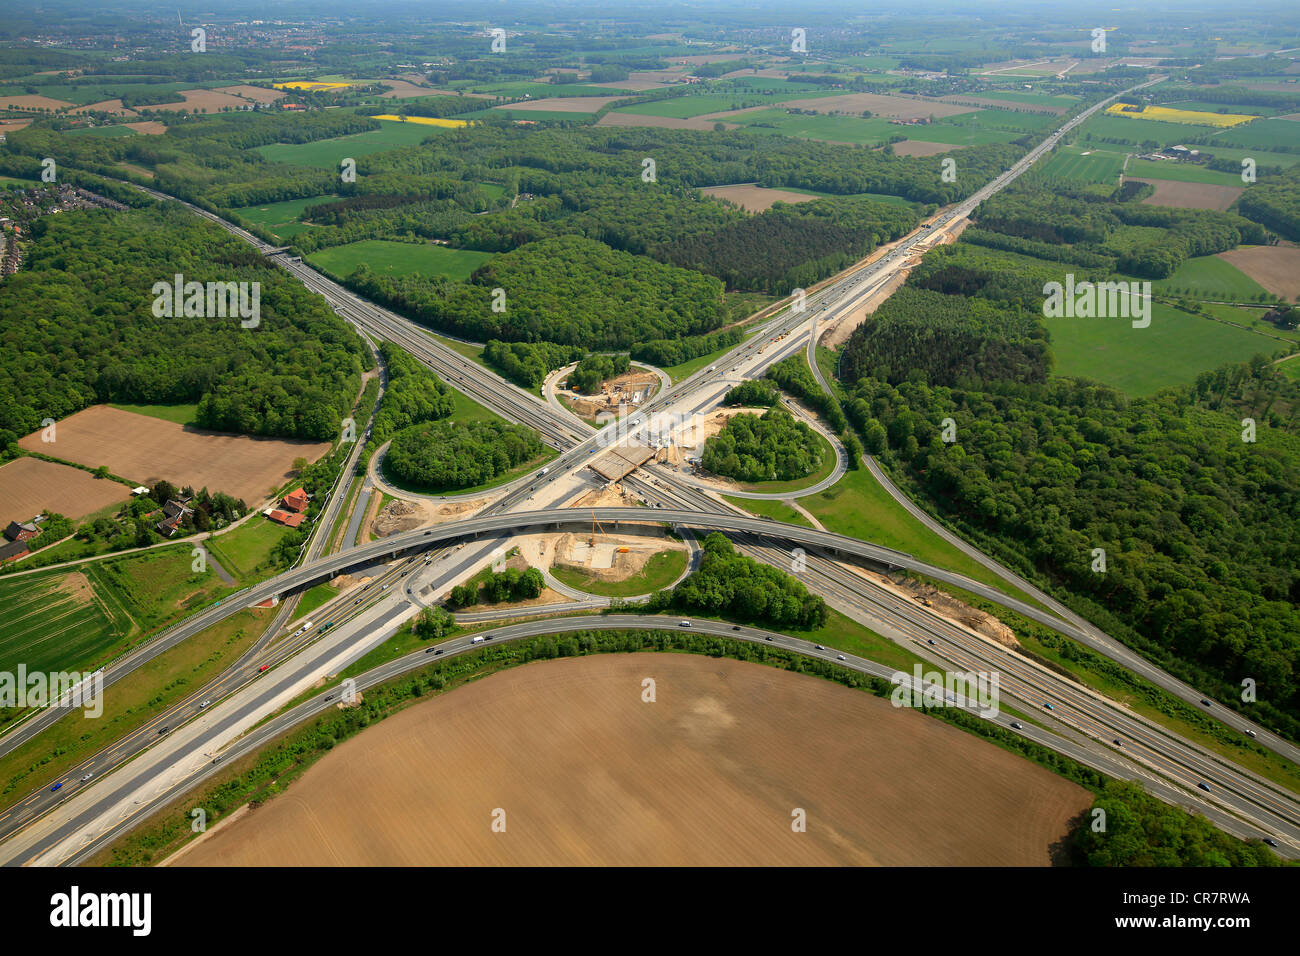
[[324, 695, 334, 701], [158, 726, 169, 735], [1198, 782, 1212, 793], [1200, 699, 1212, 707], [1043, 703, 1054, 711], [1113, 739, 1123, 746], [50, 782, 63, 792], [1264, 838, 1280, 848], [732, 626, 740, 631], [1010, 722, 1022, 730]]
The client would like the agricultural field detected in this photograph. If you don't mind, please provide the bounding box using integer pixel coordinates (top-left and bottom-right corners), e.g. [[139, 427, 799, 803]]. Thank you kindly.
[[1209, 117, 1300, 150], [232, 195, 338, 240], [16, 406, 331, 507], [616, 94, 776, 118], [1131, 178, 1244, 212], [1045, 303, 1278, 396], [1152, 255, 1269, 301], [370, 114, 469, 128], [0, 456, 132, 526], [1215, 244, 1300, 302], [1081, 113, 1224, 145], [174, 654, 1091, 866], [1038, 146, 1125, 184], [0, 570, 125, 676], [1104, 103, 1258, 128], [107, 403, 199, 426], [254, 122, 446, 168], [204, 518, 298, 582], [1124, 159, 1245, 187], [307, 240, 493, 281], [699, 183, 817, 212]]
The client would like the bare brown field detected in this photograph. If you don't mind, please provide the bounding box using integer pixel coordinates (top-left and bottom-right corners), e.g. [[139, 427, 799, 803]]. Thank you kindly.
[[0, 118, 33, 133], [777, 92, 976, 120], [175, 654, 1091, 866], [143, 89, 250, 112], [672, 53, 750, 66], [124, 121, 167, 135], [17, 406, 331, 506], [891, 140, 967, 157], [1129, 177, 1244, 211], [596, 112, 739, 131], [221, 84, 285, 104], [1216, 244, 1300, 301], [701, 183, 817, 212], [0, 94, 74, 111], [69, 100, 138, 116], [493, 95, 625, 113], [0, 457, 130, 525], [375, 79, 438, 99]]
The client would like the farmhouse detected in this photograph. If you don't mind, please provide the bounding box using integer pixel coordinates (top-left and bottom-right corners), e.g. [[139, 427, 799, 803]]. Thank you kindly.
[[0, 539, 28, 563], [4, 519, 41, 542], [266, 508, 305, 529], [282, 487, 309, 513], [154, 498, 193, 537]]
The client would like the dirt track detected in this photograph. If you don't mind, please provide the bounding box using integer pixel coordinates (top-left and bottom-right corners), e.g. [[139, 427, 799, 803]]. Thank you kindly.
[[173, 654, 1090, 866]]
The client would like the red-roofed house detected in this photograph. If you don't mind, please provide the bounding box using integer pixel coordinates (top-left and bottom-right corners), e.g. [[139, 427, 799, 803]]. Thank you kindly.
[[282, 487, 309, 513], [267, 509, 305, 529]]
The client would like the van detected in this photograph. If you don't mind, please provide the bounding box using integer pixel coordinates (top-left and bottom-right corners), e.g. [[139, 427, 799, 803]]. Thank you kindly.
[[471, 636, 486, 644], [679, 620, 691, 628]]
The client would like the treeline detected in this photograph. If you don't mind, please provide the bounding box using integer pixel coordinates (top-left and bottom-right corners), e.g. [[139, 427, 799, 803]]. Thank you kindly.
[[643, 533, 828, 630], [483, 340, 584, 389], [702, 407, 824, 483], [384, 419, 545, 491], [447, 566, 545, 608], [656, 195, 916, 293], [569, 353, 629, 394], [631, 328, 743, 368], [1072, 781, 1282, 866], [974, 182, 1272, 278], [723, 379, 779, 406], [767, 355, 849, 432], [349, 235, 727, 349], [371, 342, 454, 444], [1236, 165, 1300, 241], [0, 206, 365, 444]]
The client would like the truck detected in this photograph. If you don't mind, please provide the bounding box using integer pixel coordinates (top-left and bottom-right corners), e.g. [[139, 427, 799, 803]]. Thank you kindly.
[[539, 467, 549, 476]]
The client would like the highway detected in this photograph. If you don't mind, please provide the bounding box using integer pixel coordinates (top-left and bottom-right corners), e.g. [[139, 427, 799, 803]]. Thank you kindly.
[[7, 74, 1294, 862]]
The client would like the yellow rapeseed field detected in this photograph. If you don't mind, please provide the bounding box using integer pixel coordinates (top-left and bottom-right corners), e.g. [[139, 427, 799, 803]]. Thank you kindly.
[[272, 81, 353, 91], [372, 114, 471, 128], [1104, 103, 1257, 128]]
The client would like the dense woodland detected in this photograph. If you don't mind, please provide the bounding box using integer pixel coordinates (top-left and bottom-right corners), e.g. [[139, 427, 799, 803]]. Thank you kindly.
[[702, 407, 825, 483], [645, 533, 828, 630], [568, 353, 630, 394], [0, 206, 367, 445], [371, 342, 454, 444], [482, 340, 585, 389], [838, 199, 1300, 735], [384, 418, 545, 491]]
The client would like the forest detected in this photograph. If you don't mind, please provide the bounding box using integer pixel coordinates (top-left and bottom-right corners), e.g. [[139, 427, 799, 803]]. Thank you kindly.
[[482, 340, 585, 390], [568, 353, 630, 394], [370, 342, 455, 444], [384, 419, 545, 491], [702, 407, 825, 483], [644, 532, 827, 630], [0, 205, 366, 445]]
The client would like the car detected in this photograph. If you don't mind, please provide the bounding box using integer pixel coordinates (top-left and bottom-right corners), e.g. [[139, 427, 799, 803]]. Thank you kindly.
[[1043, 703, 1054, 711], [764, 636, 773, 642], [679, 620, 691, 627], [382, 584, 390, 591], [927, 639, 936, 646], [1264, 838, 1280, 848], [199, 699, 210, 709], [471, 636, 485, 644], [814, 644, 825, 650], [1010, 722, 1022, 730], [836, 655, 846, 661], [354, 598, 363, 605], [1200, 699, 1212, 707], [158, 726, 169, 735], [1113, 739, 1122, 746], [50, 782, 63, 792], [1245, 729, 1258, 738], [435, 648, 443, 655], [732, 625, 740, 631], [212, 756, 222, 764], [1197, 782, 1212, 793], [424, 530, 432, 536], [80, 773, 93, 782], [259, 664, 270, 673]]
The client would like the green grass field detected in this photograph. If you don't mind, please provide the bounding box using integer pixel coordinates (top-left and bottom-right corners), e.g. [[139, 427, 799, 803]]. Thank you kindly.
[[232, 195, 337, 240], [1081, 113, 1222, 145], [0, 571, 125, 676], [254, 122, 444, 168], [551, 548, 690, 597], [617, 94, 774, 118], [1152, 256, 1269, 301], [1046, 302, 1277, 396], [108, 403, 198, 426], [206, 519, 297, 582], [1125, 159, 1245, 187], [721, 496, 814, 527], [308, 240, 493, 281], [735, 109, 1022, 147], [1210, 117, 1300, 150], [1039, 146, 1126, 184]]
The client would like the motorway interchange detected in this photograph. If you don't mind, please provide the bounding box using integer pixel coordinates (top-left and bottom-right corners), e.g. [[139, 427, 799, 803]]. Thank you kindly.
[[3, 76, 1298, 864]]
